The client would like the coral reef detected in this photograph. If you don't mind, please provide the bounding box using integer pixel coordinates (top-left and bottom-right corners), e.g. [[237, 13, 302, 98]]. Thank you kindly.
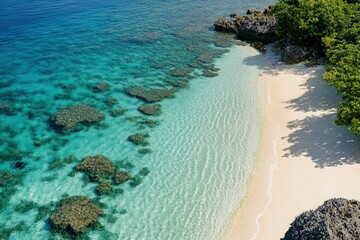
[[113, 171, 132, 185], [125, 86, 175, 102], [48, 158, 65, 171], [139, 167, 150, 176], [127, 133, 149, 145], [129, 176, 143, 188], [105, 96, 118, 106], [283, 198, 360, 240], [0, 171, 24, 187], [50, 104, 104, 132], [202, 70, 219, 78], [0, 102, 16, 115], [110, 108, 126, 117], [170, 68, 193, 77], [138, 148, 152, 154], [166, 79, 189, 88], [0, 146, 28, 163], [93, 82, 110, 92], [14, 200, 38, 213], [14, 161, 26, 170], [138, 104, 161, 116], [95, 182, 114, 196], [49, 196, 103, 236], [137, 118, 158, 129], [64, 155, 78, 164], [76, 155, 116, 182], [0, 221, 28, 240]]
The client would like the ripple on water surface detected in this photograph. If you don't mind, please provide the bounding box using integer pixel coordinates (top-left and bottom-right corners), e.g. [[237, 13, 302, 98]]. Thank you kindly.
[[0, 0, 271, 238]]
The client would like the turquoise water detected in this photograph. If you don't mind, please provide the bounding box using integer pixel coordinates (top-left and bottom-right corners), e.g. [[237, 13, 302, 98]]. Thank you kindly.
[[0, 0, 272, 239]]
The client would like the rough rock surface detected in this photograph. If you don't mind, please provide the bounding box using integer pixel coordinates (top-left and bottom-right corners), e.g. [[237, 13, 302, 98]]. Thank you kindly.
[[283, 198, 360, 240], [214, 6, 277, 43], [49, 196, 103, 235], [237, 15, 277, 43], [51, 104, 104, 131], [76, 155, 116, 181], [274, 39, 321, 64], [214, 15, 238, 33]]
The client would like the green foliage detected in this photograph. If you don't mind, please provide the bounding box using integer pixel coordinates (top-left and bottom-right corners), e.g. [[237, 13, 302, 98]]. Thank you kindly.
[[275, 0, 360, 135], [274, 0, 349, 44]]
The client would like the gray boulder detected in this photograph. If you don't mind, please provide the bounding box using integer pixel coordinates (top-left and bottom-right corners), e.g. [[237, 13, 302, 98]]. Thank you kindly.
[[283, 198, 360, 240], [237, 16, 277, 43], [214, 12, 277, 43]]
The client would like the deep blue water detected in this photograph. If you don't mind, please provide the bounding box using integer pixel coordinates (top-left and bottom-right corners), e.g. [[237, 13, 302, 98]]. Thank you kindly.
[[0, 0, 274, 239]]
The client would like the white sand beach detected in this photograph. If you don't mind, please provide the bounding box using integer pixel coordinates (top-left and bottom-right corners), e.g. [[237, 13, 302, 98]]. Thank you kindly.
[[222, 46, 360, 240]]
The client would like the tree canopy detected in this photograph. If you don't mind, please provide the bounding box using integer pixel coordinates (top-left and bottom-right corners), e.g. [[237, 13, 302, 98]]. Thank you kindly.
[[274, 0, 360, 135]]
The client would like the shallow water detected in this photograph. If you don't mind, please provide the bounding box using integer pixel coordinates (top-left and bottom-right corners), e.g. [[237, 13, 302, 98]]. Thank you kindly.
[[0, 0, 273, 239]]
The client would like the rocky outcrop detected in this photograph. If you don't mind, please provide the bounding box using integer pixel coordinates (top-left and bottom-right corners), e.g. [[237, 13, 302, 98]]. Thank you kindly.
[[49, 196, 103, 235], [283, 198, 360, 240], [274, 39, 321, 64], [214, 6, 277, 43], [237, 15, 277, 43], [51, 104, 104, 131], [214, 16, 238, 33]]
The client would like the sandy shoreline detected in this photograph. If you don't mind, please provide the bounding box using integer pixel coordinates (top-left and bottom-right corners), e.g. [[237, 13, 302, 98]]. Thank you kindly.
[[222, 46, 360, 239]]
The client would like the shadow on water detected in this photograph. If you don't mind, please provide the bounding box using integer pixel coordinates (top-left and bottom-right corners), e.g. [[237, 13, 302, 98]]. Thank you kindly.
[[242, 47, 360, 168]]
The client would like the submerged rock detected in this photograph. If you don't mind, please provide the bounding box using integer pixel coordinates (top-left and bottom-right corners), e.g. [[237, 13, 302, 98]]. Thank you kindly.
[[138, 104, 161, 116], [125, 86, 175, 102], [166, 79, 189, 88], [14, 161, 26, 170], [0, 102, 16, 116], [76, 155, 116, 182], [283, 198, 360, 240], [110, 108, 126, 117], [202, 70, 219, 78], [95, 182, 114, 195], [105, 96, 118, 106], [127, 133, 148, 145], [49, 196, 103, 235], [51, 104, 104, 132], [113, 171, 132, 185], [93, 82, 110, 92], [170, 68, 193, 77]]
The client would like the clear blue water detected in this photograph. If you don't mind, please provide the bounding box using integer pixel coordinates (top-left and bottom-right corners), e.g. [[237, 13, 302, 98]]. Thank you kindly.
[[0, 0, 274, 239]]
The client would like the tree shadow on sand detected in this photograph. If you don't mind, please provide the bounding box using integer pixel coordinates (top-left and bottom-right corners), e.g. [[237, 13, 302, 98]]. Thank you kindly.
[[283, 114, 360, 168], [242, 47, 360, 168]]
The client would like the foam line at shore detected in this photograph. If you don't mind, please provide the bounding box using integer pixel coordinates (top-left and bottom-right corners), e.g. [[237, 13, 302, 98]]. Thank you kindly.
[[251, 76, 281, 240]]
